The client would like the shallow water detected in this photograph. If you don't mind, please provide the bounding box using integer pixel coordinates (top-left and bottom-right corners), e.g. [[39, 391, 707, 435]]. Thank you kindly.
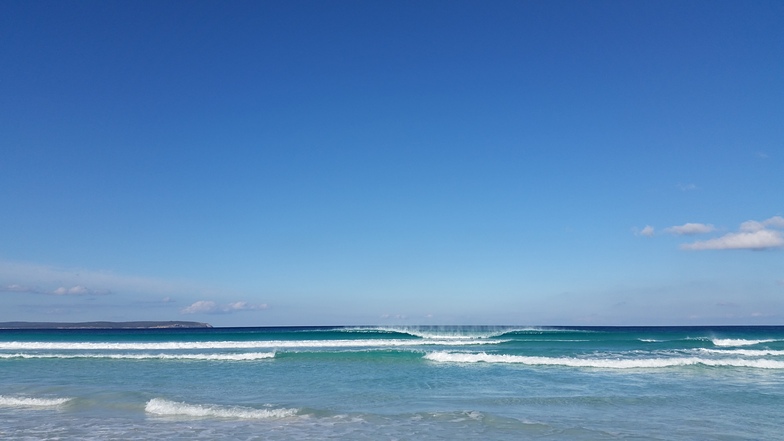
[[1, 326, 782, 440]]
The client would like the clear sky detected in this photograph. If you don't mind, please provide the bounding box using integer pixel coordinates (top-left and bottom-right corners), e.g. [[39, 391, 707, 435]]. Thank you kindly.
[[1, 0, 782, 327]]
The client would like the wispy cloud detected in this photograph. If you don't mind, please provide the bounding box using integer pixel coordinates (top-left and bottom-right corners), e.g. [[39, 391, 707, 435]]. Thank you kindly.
[[1, 284, 40, 294], [1, 284, 109, 296], [681, 216, 784, 251], [665, 223, 716, 235], [0, 260, 217, 297], [677, 183, 698, 191], [181, 300, 268, 314], [52, 285, 110, 296]]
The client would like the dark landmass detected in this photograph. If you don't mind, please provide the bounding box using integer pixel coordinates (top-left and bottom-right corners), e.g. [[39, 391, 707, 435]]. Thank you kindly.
[[0, 321, 212, 330]]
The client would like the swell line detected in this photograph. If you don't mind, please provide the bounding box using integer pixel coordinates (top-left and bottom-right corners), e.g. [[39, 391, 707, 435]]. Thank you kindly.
[[424, 351, 784, 369], [0, 339, 500, 351], [0, 352, 275, 361]]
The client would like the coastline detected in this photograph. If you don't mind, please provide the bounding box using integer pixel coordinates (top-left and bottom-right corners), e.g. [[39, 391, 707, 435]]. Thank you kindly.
[[0, 321, 212, 330]]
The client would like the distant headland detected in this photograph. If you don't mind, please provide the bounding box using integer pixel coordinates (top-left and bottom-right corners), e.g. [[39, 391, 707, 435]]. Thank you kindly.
[[0, 321, 212, 330]]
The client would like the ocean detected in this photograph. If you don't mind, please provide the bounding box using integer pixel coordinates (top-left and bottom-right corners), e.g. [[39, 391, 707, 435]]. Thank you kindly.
[[1, 325, 782, 440]]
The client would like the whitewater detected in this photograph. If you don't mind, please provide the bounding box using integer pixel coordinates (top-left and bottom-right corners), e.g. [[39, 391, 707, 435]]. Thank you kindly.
[[1, 325, 782, 440]]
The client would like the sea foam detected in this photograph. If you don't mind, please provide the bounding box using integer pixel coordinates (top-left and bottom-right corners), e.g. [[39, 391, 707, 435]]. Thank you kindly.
[[698, 348, 784, 356], [711, 338, 777, 347], [423, 351, 784, 369], [0, 395, 71, 408], [145, 398, 297, 419]]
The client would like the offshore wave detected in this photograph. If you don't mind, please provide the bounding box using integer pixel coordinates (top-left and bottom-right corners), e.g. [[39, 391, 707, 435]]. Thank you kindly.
[[711, 338, 778, 347], [424, 351, 784, 369], [630, 337, 783, 347], [0, 352, 275, 361], [343, 326, 551, 340], [145, 398, 297, 419], [0, 395, 71, 408], [697, 348, 784, 356], [0, 339, 500, 351]]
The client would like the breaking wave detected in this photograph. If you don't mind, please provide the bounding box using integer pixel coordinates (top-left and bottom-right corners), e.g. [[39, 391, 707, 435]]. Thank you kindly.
[[342, 326, 591, 340], [711, 338, 778, 347], [697, 348, 784, 356], [145, 398, 297, 419], [0, 395, 71, 408], [423, 351, 784, 369], [356, 326, 532, 340]]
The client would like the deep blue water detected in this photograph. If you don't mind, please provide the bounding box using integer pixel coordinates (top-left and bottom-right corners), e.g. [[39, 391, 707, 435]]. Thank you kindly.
[[1, 326, 783, 440]]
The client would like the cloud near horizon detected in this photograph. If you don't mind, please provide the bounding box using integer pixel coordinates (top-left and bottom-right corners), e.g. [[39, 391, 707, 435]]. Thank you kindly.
[[0, 260, 224, 298], [2, 284, 110, 296], [181, 300, 268, 314], [53, 285, 111, 296], [681, 216, 784, 251]]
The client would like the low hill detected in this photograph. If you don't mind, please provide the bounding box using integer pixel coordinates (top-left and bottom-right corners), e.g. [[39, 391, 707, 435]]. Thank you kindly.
[[0, 321, 212, 329]]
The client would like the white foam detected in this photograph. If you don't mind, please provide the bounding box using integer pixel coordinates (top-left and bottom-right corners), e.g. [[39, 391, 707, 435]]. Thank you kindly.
[[711, 338, 777, 347], [697, 348, 784, 357], [0, 352, 275, 361], [0, 395, 71, 408], [145, 398, 297, 419], [0, 338, 499, 351], [423, 351, 784, 369]]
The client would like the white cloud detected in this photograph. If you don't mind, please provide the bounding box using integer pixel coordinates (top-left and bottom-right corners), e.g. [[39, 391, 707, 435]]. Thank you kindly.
[[677, 216, 784, 251], [681, 229, 784, 251], [640, 225, 655, 237], [740, 216, 784, 232], [665, 223, 716, 235], [181, 300, 268, 314], [181, 300, 218, 314], [53, 285, 89, 295], [764, 216, 784, 228], [740, 220, 765, 232], [225, 301, 268, 311]]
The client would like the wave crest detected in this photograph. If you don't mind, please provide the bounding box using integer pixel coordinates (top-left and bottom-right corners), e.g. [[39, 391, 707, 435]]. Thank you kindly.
[[145, 398, 297, 419], [424, 351, 784, 369], [711, 338, 777, 347], [347, 326, 543, 340], [0, 395, 71, 408]]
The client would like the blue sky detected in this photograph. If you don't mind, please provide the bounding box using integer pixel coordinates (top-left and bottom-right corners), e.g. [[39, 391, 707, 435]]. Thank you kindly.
[[1, 0, 782, 326]]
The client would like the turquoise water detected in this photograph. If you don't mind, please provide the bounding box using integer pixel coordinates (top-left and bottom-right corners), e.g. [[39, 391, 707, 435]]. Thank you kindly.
[[1, 326, 783, 440]]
